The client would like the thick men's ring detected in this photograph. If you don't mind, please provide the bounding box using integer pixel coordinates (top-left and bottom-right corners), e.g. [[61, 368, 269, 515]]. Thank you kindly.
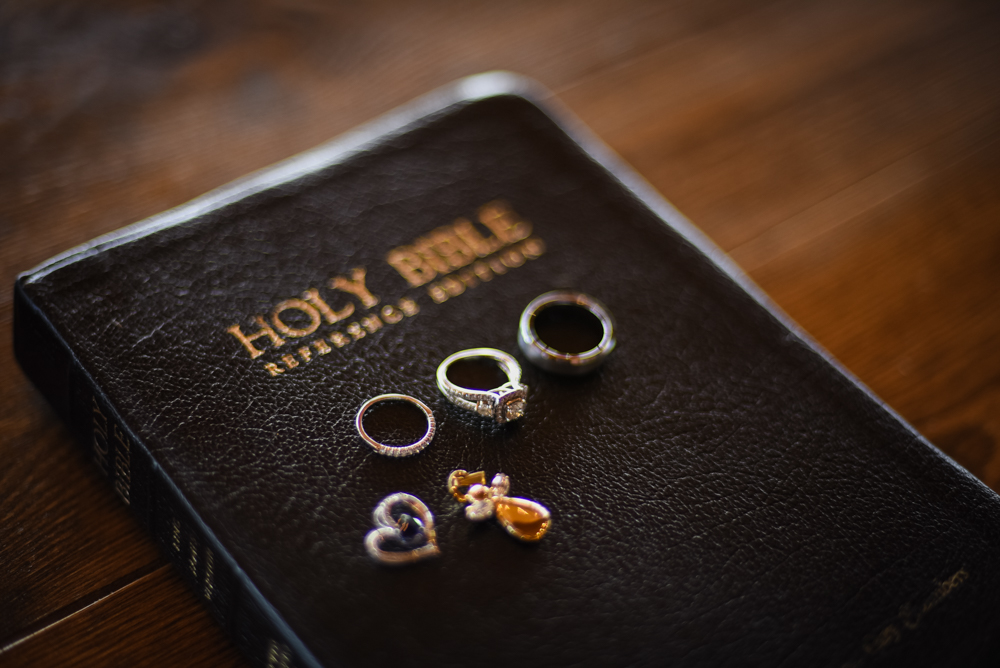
[[518, 291, 616, 375], [436, 348, 528, 424], [356, 394, 436, 457]]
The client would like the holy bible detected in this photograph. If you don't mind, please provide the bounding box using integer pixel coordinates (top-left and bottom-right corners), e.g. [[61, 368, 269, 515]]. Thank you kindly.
[[14, 73, 1000, 667]]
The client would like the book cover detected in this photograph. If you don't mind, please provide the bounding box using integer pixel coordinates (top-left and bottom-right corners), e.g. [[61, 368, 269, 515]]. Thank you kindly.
[[14, 73, 1000, 667]]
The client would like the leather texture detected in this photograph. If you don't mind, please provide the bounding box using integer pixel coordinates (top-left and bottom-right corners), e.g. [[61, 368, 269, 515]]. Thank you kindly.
[[16, 75, 1000, 667]]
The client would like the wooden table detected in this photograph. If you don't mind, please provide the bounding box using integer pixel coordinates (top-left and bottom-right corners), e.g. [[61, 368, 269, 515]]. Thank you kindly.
[[2, 1, 998, 664]]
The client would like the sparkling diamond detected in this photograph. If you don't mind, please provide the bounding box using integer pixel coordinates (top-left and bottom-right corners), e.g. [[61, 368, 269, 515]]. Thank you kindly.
[[504, 398, 525, 422], [465, 498, 495, 522], [476, 398, 494, 417]]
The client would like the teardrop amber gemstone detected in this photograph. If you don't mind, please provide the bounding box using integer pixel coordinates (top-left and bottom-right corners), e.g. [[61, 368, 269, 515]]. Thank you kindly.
[[494, 496, 551, 541]]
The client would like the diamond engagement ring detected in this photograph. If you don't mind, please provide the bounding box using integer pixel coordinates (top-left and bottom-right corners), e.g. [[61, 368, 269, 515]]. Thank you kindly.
[[436, 348, 528, 424]]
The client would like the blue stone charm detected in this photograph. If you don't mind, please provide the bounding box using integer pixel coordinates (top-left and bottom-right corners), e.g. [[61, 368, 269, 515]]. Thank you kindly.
[[394, 512, 428, 548], [365, 493, 440, 566]]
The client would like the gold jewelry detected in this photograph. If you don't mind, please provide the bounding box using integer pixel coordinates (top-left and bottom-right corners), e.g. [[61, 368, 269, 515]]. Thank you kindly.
[[448, 469, 551, 542]]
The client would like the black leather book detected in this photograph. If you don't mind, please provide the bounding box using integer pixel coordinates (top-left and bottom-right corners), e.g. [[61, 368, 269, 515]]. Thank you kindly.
[[14, 73, 1000, 667]]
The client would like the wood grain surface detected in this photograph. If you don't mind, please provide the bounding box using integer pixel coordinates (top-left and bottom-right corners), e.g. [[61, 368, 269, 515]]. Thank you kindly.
[[1, 0, 997, 664]]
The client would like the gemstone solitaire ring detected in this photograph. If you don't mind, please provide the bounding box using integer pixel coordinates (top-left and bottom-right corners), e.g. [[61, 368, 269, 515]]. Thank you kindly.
[[436, 348, 528, 424]]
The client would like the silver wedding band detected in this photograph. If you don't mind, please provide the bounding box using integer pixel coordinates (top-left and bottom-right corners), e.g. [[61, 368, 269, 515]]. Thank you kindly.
[[356, 394, 436, 457], [518, 291, 616, 375], [436, 348, 528, 424]]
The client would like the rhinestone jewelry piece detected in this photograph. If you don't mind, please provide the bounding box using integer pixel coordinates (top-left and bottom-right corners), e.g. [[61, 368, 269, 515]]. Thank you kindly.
[[448, 469, 551, 542], [364, 493, 440, 565], [355, 394, 436, 457], [436, 348, 528, 424]]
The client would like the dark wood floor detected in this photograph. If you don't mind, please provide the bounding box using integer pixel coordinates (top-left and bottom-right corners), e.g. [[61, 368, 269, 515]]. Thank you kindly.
[[2, 0, 998, 664]]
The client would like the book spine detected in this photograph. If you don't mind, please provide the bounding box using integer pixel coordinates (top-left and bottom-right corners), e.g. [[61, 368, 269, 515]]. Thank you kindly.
[[13, 280, 313, 668]]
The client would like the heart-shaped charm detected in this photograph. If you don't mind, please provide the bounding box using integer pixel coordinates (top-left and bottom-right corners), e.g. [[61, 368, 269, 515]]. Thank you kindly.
[[364, 493, 440, 565]]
